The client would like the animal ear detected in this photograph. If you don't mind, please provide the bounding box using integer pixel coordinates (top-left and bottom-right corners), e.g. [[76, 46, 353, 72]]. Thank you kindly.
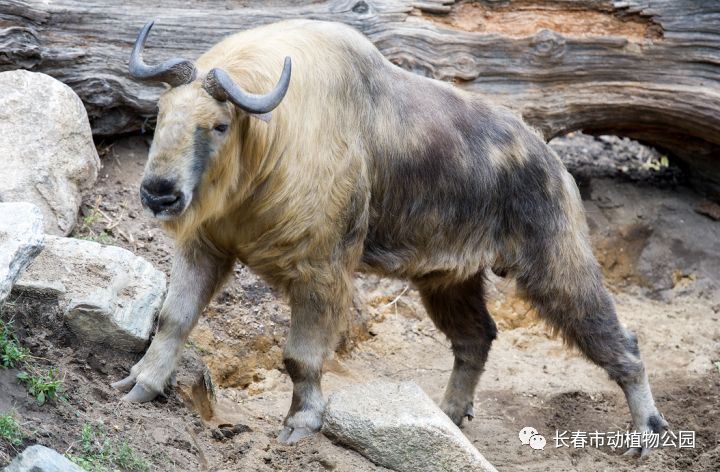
[[252, 112, 272, 123]]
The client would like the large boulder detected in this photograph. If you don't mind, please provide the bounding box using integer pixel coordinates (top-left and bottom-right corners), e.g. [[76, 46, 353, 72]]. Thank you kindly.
[[322, 381, 497, 472], [0, 202, 44, 306], [13, 236, 166, 351], [0, 70, 100, 236], [3, 445, 85, 472]]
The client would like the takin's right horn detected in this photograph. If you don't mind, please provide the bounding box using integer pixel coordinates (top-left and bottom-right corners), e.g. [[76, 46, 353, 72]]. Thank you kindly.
[[129, 20, 197, 87], [203, 56, 292, 115]]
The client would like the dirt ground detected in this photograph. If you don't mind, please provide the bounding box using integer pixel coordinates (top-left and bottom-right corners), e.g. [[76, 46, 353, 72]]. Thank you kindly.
[[1, 133, 718, 471]]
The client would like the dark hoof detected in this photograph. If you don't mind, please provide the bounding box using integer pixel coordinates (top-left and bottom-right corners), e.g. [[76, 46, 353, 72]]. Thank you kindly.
[[464, 403, 475, 421]]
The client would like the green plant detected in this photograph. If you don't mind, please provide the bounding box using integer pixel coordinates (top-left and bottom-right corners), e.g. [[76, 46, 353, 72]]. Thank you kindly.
[[95, 232, 113, 244], [67, 423, 150, 472], [0, 413, 24, 446], [642, 154, 670, 171], [82, 208, 100, 231], [185, 339, 210, 355], [0, 318, 67, 406], [113, 441, 151, 471], [16, 368, 63, 406], [78, 231, 113, 245], [68, 423, 110, 472], [0, 319, 29, 368], [75, 206, 116, 245]]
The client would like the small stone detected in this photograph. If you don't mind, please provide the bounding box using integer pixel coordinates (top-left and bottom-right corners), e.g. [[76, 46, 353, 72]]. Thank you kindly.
[[232, 424, 252, 434], [174, 439, 192, 450], [236, 441, 252, 455], [150, 427, 171, 444], [322, 381, 497, 472], [3, 445, 85, 471], [315, 457, 337, 470], [215, 423, 251, 439], [695, 199, 720, 221]]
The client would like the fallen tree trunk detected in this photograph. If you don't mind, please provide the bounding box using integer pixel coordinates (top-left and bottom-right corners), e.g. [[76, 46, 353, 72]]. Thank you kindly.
[[2, 0, 719, 192]]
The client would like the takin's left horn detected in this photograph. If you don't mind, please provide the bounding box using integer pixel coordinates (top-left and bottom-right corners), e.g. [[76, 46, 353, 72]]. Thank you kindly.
[[129, 20, 197, 87], [203, 56, 292, 115]]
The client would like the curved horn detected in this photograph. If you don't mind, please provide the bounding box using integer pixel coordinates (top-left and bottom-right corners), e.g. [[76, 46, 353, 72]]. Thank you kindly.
[[129, 20, 196, 87], [203, 57, 292, 114]]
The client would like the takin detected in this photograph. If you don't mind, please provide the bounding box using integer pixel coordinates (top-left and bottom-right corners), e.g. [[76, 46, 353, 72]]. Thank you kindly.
[[113, 19, 667, 454]]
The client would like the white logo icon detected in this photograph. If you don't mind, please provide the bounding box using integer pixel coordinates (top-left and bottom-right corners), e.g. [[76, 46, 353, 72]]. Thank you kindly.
[[519, 427, 538, 445], [519, 427, 545, 451], [529, 434, 546, 450]]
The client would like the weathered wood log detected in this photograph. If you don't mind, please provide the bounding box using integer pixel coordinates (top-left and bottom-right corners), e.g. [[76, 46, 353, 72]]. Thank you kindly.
[[2, 0, 719, 192]]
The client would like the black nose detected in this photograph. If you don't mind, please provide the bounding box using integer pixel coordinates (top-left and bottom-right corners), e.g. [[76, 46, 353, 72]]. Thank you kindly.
[[140, 177, 183, 215]]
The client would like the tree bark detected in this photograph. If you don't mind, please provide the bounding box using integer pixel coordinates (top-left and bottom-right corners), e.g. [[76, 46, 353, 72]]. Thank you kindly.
[[2, 0, 719, 192]]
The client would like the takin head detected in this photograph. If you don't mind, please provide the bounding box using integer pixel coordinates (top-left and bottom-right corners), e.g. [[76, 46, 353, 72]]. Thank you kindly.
[[128, 20, 291, 221]]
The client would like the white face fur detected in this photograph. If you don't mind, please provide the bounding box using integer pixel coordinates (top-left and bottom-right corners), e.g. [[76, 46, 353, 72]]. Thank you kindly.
[[140, 86, 234, 220]]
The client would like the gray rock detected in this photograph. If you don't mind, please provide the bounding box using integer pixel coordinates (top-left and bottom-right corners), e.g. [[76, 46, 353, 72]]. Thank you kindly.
[[322, 381, 497, 472], [0, 70, 100, 236], [14, 236, 166, 351], [3, 445, 86, 471], [0, 203, 44, 306]]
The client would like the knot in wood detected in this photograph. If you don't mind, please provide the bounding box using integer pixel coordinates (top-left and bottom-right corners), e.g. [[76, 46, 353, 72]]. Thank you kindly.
[[530, 28, 566, 63], [352, 1, 369, 14]]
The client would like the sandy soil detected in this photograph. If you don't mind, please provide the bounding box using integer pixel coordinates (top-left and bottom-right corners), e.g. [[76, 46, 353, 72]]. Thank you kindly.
[[1, 134, 718, 471]]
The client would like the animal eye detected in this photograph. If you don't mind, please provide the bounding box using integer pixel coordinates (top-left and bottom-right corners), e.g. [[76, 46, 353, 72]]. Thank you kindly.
[[213, 124, 229, 133]]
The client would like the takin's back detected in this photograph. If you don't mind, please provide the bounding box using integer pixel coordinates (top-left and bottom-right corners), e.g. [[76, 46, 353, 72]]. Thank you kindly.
[[272, 22, 582, 282]]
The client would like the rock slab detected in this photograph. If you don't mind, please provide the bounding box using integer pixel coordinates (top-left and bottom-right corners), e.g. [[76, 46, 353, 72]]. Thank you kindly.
[[0, 70, 100, 236], [14, 236, 166, 351], [3, 445, 86, 471], [0, 202, 44, 306], [322, 381, 497, 472]]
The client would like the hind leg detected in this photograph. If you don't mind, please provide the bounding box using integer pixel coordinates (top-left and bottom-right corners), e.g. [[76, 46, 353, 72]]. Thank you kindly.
[[416, 272, 497, 426], [519, 268, 667, 457]]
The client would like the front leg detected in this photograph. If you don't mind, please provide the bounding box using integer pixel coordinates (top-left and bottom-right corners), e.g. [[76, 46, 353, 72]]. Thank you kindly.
[[277, 269, 353, 444], [112, 243, 232, 402]]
